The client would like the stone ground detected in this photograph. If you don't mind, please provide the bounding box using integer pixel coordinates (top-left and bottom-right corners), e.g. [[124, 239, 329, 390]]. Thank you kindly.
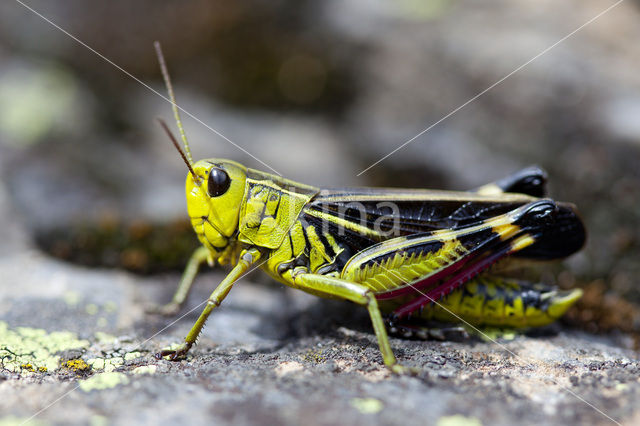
[[1, 184, 639, 426], [1, 1, 640, 425]]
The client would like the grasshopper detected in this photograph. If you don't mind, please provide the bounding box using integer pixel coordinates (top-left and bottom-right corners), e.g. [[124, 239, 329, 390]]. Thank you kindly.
[[149, 44, 586, 373]]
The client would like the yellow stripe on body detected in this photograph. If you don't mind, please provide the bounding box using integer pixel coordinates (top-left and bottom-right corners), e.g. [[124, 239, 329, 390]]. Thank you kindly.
[[324, 233, 344, 257], [303, 209, 386, 240], [289, 221, 307, 255], [317, 190, 535, 204], [263, 219, 341, 289], [305, 225, 332, 273]]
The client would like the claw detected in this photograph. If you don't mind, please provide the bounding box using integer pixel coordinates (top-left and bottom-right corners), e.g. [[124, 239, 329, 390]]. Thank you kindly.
[[389, 364, 420, 375], [155, 343, 191, 361]]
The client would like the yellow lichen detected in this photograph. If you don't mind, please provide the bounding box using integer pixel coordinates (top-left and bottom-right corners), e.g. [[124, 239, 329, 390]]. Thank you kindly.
[[436, 415, 483, 426], [124, 351, 142, 361], [350, 398, 384, 414], [89, 415, 109, 426], [79, 372, 129, 392], [85, 304, 99, 315], [302, 349, 325, 363], [87, 357, 123, 372], [132, 365, 157, 375], [104, 302, 118, 313], [88, 358, 104, 370], [0, 416, 45, 426], [104, 358, 123, 371], [87, 352, 142, 372], [64, 359, 90, 372], [63, 291, 80, 306], [0, 321, 89, 373]]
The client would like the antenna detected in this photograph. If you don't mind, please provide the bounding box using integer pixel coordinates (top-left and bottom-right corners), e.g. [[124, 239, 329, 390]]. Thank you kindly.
[[157, 118, 201, 185], [154, 41, 195, 166]]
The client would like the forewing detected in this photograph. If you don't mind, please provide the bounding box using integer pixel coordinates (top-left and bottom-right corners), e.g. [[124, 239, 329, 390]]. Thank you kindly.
[[339, 201, 557, 296]]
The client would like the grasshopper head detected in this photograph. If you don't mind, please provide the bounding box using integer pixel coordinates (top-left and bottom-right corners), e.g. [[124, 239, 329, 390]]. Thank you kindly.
[[152, 43, 250, 260], [186, 159, 247, 255]]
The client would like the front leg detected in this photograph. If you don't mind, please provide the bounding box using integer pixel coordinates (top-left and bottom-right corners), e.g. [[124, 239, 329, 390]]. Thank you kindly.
[[147, 246, 210, 316], [156, 247, 261, 360]]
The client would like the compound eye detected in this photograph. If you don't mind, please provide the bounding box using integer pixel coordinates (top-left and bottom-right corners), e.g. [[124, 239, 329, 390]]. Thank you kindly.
[[207, 168, 231, 197]]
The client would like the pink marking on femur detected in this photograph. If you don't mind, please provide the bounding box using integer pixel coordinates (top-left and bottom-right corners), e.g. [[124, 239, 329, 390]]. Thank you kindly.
[[392, 246, 512, 318]]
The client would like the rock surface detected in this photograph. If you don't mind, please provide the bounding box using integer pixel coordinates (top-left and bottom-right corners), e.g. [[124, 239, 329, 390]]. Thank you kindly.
[[1, 1, 640, 425], [0, 178, 638, 425], [1, 241, 639, 426]]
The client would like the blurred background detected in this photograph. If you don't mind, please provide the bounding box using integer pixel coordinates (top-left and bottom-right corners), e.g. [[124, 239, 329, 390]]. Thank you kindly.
[[1, 0, 639, 339]]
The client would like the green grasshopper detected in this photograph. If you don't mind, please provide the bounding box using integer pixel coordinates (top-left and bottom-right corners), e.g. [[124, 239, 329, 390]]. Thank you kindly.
[[149, 44, 586, 373]]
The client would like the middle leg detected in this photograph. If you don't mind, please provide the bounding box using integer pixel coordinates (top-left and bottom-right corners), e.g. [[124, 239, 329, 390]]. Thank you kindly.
[[292, 273, 412, 374]]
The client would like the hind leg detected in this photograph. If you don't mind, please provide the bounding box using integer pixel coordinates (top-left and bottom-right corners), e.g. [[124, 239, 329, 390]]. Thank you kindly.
[[394, 275, 582, 329]]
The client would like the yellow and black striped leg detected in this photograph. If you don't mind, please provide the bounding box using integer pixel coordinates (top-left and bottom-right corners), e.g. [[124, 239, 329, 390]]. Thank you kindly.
[[156, 248, 261, 361], [292, 273, 414, 374], [147, 246, 210, 316], [422, 276, 583, 328]]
